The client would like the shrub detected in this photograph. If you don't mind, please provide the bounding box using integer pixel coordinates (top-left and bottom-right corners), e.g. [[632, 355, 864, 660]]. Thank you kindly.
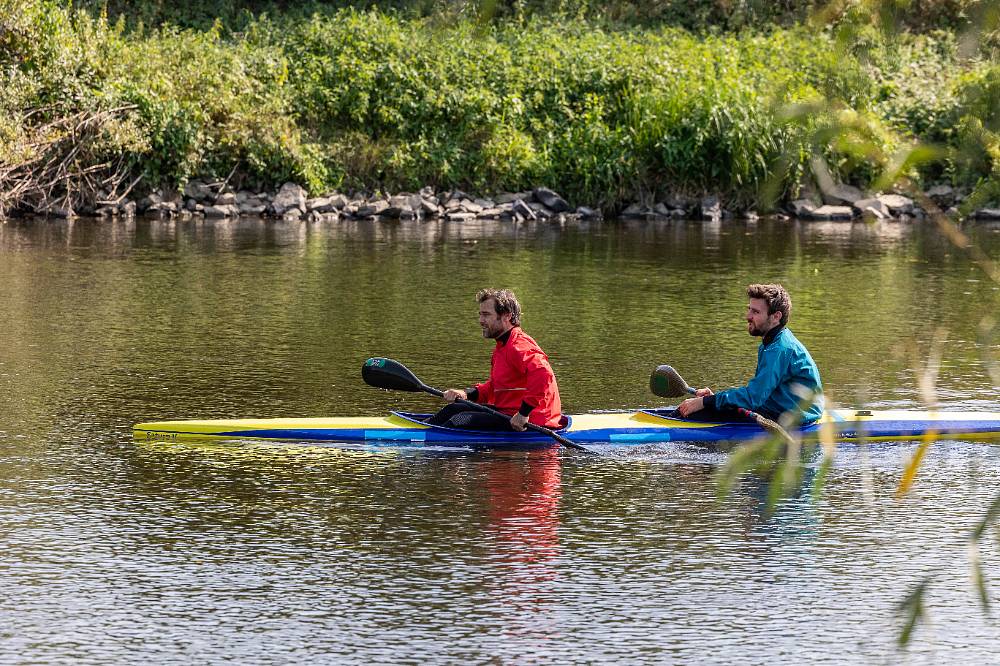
[[4, 1, 996, 209]]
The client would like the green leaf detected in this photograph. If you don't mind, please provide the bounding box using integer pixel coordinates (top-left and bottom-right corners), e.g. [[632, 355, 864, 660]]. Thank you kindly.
[[896, 578, 930, 647]]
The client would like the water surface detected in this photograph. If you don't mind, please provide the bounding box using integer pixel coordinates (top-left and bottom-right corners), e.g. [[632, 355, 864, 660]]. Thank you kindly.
[[1, 216, 998, 664]]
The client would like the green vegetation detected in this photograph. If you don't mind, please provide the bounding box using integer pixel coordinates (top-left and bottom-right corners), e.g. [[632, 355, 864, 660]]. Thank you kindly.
[[1, 0, 999, 213], [69, 0, 987, 33]]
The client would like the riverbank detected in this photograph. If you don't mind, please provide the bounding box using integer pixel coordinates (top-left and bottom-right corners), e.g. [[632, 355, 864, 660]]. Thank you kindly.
[[45, 179, 1000, 224], [2, 2, 999, 218]]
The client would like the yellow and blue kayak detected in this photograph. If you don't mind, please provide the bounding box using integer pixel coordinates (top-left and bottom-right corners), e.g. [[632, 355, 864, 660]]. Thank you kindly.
[[133, 408, 1000, 447]]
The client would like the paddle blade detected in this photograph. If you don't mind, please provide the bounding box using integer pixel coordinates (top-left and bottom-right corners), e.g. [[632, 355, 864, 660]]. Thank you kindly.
[[362, 357, 426, 392], [649, 364, 695, 397]]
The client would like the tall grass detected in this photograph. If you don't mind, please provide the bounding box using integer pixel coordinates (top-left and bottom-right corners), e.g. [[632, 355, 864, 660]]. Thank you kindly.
[[73, 0, 985, 32], [2, 1, 998, 211]]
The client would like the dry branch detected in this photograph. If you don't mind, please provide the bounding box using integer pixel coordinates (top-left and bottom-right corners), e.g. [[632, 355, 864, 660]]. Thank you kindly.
[[0, 105, 138, 217]]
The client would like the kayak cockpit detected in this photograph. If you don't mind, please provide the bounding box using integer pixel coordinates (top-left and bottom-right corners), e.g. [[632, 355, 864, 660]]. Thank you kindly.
[[390, 411, 572, 437]]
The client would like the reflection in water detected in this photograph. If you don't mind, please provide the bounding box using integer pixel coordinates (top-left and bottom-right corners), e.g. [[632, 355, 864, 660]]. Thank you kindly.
[[738, 471, 821, 545], [486, 450, 562, 565], [484, 450, 562, 643]]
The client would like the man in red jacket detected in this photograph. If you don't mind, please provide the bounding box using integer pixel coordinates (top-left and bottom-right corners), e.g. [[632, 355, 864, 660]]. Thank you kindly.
[[427, 288, 563, 431]]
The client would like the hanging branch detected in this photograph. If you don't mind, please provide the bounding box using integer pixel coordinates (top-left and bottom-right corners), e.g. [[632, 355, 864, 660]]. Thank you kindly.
[[0, 104, 138, 217]]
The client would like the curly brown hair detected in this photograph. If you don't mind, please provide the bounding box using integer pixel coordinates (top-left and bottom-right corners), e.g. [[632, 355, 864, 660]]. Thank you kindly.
[[477, 288, 522, 326], [747, 283, 791, 327]]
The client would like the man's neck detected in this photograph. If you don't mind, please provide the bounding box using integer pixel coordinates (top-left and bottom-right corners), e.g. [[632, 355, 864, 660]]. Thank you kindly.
[[762, 325, 784, 347], [496, 326, 515, 344]]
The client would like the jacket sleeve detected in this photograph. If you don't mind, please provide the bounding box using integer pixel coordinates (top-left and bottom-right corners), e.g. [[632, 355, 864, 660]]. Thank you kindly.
[[474, 379, 493, 404], [714, 347, 788, 411], [520, 348, 555, 408]]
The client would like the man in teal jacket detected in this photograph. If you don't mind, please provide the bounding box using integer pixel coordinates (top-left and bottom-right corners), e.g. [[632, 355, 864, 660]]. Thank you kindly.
[[678, 283, 824, 424]]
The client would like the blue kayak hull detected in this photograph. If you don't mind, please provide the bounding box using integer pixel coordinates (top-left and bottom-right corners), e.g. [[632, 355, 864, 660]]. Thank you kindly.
[[133, 408, 1000, 447]]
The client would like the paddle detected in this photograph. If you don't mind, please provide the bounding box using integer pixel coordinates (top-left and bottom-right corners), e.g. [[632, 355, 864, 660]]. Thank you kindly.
[[649, 364, 796, 445], [362, 357, 598, 455]]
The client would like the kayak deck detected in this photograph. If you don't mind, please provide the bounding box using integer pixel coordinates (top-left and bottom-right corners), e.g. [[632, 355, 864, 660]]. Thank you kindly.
[[133, 408, 1000, 447]]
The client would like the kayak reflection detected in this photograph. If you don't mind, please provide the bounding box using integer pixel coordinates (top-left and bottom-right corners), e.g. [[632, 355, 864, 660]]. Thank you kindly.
[[483, 449, 562, 632]]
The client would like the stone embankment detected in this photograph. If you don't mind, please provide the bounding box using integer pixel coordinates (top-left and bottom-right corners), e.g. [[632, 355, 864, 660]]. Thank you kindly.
[[782, 182, 1000, 221], [98, 183, 600, 224], [64, 180, 1000, 222], [623, 187, 1000, 222]]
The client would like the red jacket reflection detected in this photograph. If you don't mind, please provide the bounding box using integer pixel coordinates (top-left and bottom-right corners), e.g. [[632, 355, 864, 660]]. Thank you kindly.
[[474, 327, 562, 428]]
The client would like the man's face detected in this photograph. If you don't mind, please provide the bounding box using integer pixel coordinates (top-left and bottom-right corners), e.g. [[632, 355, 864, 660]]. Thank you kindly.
[[746, 297, 781, 337], [479, 298, 511, 339]]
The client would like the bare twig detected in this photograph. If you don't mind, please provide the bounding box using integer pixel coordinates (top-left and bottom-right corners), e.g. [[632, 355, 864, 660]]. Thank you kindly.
[[213, 161, 241, 204], [0, 104, 139, 215]]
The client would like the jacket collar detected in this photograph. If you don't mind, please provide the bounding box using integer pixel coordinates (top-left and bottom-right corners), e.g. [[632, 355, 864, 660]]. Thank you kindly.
[[762, 325, 785, 347], [496, 326, 517, 346]]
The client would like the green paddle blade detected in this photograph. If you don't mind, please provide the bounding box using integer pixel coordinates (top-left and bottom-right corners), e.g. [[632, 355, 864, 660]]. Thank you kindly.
[[362, 357, 426, 392], [649, 364, 695, 397]]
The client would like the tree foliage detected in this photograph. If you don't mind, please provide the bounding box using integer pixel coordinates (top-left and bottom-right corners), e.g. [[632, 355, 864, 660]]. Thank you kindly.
[[5, 1, 999, 211]]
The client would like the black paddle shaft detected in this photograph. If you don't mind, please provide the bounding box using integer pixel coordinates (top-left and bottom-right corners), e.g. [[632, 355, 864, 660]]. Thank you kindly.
[[362, 357, 597, 454], [449, 397, 592, 452], [649, 363, 797, 445]]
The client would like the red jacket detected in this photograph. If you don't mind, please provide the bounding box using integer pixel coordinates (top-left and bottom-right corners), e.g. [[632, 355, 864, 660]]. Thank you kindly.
[[474, 327, 562, 428]]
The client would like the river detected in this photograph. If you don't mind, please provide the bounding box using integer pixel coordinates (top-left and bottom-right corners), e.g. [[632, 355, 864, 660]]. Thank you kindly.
[[1, 215, 998, 664]]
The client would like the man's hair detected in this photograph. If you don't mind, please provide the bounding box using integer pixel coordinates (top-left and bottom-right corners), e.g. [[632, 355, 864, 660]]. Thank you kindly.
[[477, 288, 521, 326], [747, 283, 791, 327]]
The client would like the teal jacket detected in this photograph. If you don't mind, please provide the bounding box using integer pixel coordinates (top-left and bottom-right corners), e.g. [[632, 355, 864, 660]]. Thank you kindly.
[[707, 327, 824, 424]]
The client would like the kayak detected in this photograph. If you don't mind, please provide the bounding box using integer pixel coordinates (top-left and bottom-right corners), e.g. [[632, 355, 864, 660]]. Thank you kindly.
[[133, 408, 1000, 447]]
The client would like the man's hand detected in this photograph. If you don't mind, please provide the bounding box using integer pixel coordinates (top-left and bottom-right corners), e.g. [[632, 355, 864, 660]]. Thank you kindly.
[[695, 387, 714, 397], [678, 396, 704, 417], [443, 389, 468, 403], [510, 413, 528, 431]]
